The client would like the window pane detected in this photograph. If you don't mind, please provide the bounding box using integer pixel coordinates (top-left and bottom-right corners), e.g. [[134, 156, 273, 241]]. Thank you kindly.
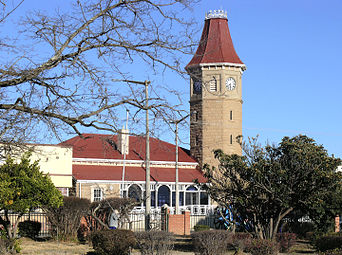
[[93, 188, 102, 201], [151, 191, 156, 207], [200, 192, 208, 205], [192, 193, 198, 205], [158, 185, 170, 206], [185, 193, 191, 205], [179, 192, 184, 206], [172, 191, 175, 207], [128, 184, 142, 202]]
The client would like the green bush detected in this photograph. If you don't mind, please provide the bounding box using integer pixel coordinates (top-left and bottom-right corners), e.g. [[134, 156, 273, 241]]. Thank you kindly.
[[194, 224, 210, 232], [135, 231, 174, 255], [92, 229, 136, 255], [191, 230, 231, 255], [18, 220, 41, 239], [276, 232, 296, 252], [315, 233, 342, 252], [246, 239, 279, 255]]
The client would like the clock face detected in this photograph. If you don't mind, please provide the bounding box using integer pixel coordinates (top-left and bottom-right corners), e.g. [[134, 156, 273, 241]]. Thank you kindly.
[[194, 81, 202, 93], [226, 77, 236, 91]]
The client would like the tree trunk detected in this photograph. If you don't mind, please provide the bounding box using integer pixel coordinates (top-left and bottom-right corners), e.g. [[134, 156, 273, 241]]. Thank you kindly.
[[272, 208, 293, 240]]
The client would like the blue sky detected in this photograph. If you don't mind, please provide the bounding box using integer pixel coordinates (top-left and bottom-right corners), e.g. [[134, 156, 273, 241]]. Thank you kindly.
[[192, 0, 342, 157], [5, 0, 342, 158]]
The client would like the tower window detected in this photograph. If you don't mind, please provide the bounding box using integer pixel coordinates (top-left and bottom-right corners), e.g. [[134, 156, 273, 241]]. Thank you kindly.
[[195, 135, 199, 146], [230, 135, 233, 145], [230, 111, 233, 120], [209, 77, 217, 92], [193, 80, 202, 94]]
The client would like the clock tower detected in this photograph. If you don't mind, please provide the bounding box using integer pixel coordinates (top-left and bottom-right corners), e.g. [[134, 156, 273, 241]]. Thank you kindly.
[[186, 10, 246, 167]]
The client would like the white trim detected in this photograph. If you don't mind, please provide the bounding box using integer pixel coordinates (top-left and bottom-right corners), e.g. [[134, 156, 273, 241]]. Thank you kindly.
[[73, 157, 198, 167], [76, 179, 198, 186], [198, 62, 247, 73], [199, 62, 246, 69]]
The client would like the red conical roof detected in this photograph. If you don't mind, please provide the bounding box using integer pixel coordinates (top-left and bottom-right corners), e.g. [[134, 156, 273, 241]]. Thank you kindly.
[[186, 14, 244, 69]]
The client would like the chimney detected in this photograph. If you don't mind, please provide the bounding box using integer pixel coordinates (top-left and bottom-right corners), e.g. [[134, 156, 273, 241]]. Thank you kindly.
[[117, 128, 129, 155]]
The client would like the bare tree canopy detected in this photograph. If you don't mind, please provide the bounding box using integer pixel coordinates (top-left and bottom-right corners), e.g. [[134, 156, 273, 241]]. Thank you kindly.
[[0, 0, 199, 145]]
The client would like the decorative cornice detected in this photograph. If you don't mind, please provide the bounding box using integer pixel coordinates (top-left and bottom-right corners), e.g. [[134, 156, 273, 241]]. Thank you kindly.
[[205, 10, 228, 20], [199, 62, 246, 70]]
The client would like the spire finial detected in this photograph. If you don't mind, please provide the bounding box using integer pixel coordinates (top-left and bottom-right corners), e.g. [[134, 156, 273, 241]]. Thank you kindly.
[[205, 9, 227, 20]]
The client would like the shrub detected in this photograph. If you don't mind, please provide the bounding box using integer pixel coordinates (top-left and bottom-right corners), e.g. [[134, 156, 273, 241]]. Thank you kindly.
[[135, 231, 174, 255], [44, 196, 90, 241], [0, 237, 21, 254], [0, 238, 9, 254], [230, 232, 252, 252], [283, 221, 315, 239], [247, 239, 279, 255], [18, 220, 41, 239], [92, 229, 136, 255], [319, 249, 342, 255], [315, 233, 342, 252], [276, 232, 296, 252], [191, 230, 231, 255], [194, 224, 210, 232]]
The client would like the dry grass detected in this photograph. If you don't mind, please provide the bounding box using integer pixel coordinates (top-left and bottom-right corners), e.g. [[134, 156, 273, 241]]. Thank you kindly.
[[19, 236, 318, 255], [20, 238, 94, 255]]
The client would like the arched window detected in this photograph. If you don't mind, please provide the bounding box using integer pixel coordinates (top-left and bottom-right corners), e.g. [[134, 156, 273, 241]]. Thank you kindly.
[[158, 185, 170, 206], [128, 184, 142, 202], [186, 186, 198, 205]]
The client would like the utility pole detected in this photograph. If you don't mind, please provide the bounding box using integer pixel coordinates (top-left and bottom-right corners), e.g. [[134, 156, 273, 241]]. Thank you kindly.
[[111, 78, 151, 229], [171, 114, 189, 215], [121, 110, 129, 197], [144, 80, 151, 230]]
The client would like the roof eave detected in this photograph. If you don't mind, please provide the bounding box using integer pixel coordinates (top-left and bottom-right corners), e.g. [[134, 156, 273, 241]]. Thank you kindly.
[[186, 62, 247, 72]]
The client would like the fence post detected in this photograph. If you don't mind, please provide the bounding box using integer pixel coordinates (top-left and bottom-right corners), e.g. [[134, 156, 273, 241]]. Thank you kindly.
[[161, 206, 169, 232]]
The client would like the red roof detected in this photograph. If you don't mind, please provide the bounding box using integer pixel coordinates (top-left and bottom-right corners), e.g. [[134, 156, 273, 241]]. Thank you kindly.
[[73, 165, 206, 183], [61, 134, 206, 183], [186, 17, 243, 68], [60, 134, 196, 163]]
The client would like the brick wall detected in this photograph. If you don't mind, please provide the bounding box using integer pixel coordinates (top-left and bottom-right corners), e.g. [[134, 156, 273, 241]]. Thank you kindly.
[[168, 211, 190, 235]]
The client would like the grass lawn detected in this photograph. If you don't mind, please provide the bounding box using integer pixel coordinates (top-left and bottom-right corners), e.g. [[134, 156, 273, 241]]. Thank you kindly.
[[19, 236, 318, 255]]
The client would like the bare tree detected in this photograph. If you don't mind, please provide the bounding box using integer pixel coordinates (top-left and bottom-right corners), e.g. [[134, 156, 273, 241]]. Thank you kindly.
[[0, 0, 198, 147]]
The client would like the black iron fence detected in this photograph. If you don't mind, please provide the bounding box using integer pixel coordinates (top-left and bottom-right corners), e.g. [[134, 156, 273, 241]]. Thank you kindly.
[[0, 212, 50, 237], [190, 213, 216, 231], [1, 210, 217, 236]]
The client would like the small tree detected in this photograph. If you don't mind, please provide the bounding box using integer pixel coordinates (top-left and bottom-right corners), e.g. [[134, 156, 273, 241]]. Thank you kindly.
[[87, 197, 137, 232], [201, 135, 342, 240], [44, 196, 90, 241], [0, 154, 63, 246]]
